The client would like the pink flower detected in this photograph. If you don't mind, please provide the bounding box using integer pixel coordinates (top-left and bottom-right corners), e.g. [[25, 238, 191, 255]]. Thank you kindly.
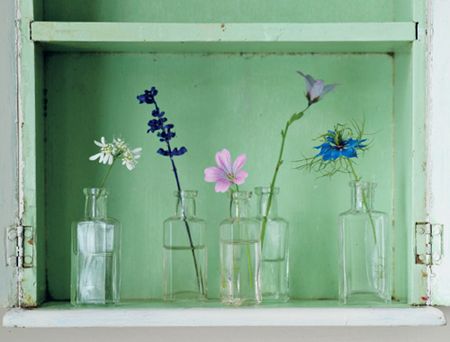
[[204, 149, 248, 192]]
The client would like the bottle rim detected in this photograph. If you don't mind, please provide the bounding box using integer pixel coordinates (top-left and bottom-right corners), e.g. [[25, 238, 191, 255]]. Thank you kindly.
[[231, 190, 252, 199], [173, 190, 198, 198], [348, 180, 377, 189], [254, 186, 280, 195], [83, 187, 108, 196]]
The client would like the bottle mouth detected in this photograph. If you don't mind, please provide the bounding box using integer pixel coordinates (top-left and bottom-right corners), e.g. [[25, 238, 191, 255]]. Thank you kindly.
[[174, 190, 198, 198], [83, 188, 108, 196], [254, 186, 279, 195], [231, 191, 252, 200], [348, 180, 376, 189]]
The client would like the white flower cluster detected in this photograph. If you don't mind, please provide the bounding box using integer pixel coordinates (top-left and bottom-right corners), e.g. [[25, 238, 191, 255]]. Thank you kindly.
[[89, 137, 142, 171]]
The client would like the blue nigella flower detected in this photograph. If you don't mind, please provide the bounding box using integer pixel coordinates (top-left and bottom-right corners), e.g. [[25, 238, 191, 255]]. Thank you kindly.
[[137, 87, 187, 158], [315, 130, 366, 161]]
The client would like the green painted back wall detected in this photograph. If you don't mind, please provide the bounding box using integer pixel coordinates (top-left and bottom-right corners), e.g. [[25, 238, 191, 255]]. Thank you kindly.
[[43, 52, 399, 301], [42, 0, 408, 23]]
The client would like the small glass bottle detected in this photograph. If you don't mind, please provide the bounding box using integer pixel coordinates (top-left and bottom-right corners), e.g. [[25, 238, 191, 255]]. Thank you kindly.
[[163, 190, 207, 301], [339, 181, 391, 304], [220, 191, 261, 306], [71, 188, 121, 305], [255, 186, 289, 302]]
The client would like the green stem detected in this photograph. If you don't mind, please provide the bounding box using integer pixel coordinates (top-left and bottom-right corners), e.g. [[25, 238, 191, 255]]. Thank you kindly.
[[246, 243, 254, 289], [260, 106, 309, 248], [230, 185, 254, 289], [99, 161, 115, 190], [347, 160, 377, 243], [229, 185, 240, 217]]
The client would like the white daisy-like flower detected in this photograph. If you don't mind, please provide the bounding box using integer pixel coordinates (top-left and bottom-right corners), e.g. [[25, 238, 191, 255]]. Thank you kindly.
[[89, 136, 142, 172], [121, 147, 142, 171], [89, 137, 115, 165], [113, 138, 128, 154]]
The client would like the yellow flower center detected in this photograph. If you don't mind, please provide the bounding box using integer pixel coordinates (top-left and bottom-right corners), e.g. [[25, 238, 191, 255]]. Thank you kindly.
[[226, 173, 236, 182]]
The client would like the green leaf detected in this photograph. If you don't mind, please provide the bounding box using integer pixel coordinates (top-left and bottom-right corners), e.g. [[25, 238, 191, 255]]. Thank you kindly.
[[288, 111, 304, 125]]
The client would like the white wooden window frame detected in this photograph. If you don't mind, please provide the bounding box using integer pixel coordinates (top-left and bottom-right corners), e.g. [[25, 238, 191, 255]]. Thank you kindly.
[[427, 0, 450, 306], [1, 0, 450, 327]]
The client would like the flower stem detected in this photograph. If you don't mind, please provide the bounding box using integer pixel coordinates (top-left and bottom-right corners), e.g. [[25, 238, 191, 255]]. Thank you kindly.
[[99, 160, 116, 190], [228, 185, 240, 217], [229, 185, 254, 289], [149, 96, 204, 296], [166, 141, 205, 296], [260, 106, 309, 248], [347, 160, 377, 243]]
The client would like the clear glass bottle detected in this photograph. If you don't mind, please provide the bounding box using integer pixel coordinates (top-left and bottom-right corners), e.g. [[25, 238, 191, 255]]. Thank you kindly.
[[71, 188, 121, 305], [339, 181, 391, 304], [163, 190, 207, 301], [255, 186, 289, 302], [220, 191, 261, 306]]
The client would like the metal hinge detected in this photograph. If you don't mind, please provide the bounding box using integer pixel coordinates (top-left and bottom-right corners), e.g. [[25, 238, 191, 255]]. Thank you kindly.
[[5, 225, 34, 269], [415, 222, 444, 305], [415, 222, 443, 266]]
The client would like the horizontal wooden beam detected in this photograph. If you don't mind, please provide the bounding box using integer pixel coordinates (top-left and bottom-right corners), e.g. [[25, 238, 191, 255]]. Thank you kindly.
[[31, 22, 415, 43]]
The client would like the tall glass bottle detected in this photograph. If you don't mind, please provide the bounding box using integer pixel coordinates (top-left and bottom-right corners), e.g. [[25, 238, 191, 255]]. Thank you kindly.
[[163, 190, 207, 301], [255, 187, 289, 302], [339, 181, 391, 304], [220, 191, 261, 306], [71, 188, 121, 305]]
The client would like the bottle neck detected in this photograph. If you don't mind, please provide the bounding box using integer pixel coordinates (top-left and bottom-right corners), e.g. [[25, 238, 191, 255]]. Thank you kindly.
[[84, 188, 107, 220], [176, 191, 197, 217], [350, 181, 375, 212], [230, 191, 252, 219], [255, 186, 278, 218]]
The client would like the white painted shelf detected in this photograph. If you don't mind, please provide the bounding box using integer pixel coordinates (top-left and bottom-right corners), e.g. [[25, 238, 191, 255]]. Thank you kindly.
[[32, 22, 415, 43], [3, 305, 446, 328], [30, 22, 416, 53]]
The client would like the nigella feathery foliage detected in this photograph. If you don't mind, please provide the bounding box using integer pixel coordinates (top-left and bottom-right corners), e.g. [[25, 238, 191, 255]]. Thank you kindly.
[[296, 121, 377, 242], [295, 121, 369, 179], [137, 86, 205, 296]]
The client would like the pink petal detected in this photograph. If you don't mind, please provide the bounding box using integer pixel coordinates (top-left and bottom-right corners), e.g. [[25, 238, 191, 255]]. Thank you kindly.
[[234, 170, 248, 185], [309, 80, 325, 101], [232, 154, 247, 173], [204, 166, 226, 182], [215, 149, 232, 173], [215, 179, 232, 192]]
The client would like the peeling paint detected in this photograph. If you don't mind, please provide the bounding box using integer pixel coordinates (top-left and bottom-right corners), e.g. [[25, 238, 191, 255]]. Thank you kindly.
[[16, 0, 40, 308], [21, 293, 37, 308]]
